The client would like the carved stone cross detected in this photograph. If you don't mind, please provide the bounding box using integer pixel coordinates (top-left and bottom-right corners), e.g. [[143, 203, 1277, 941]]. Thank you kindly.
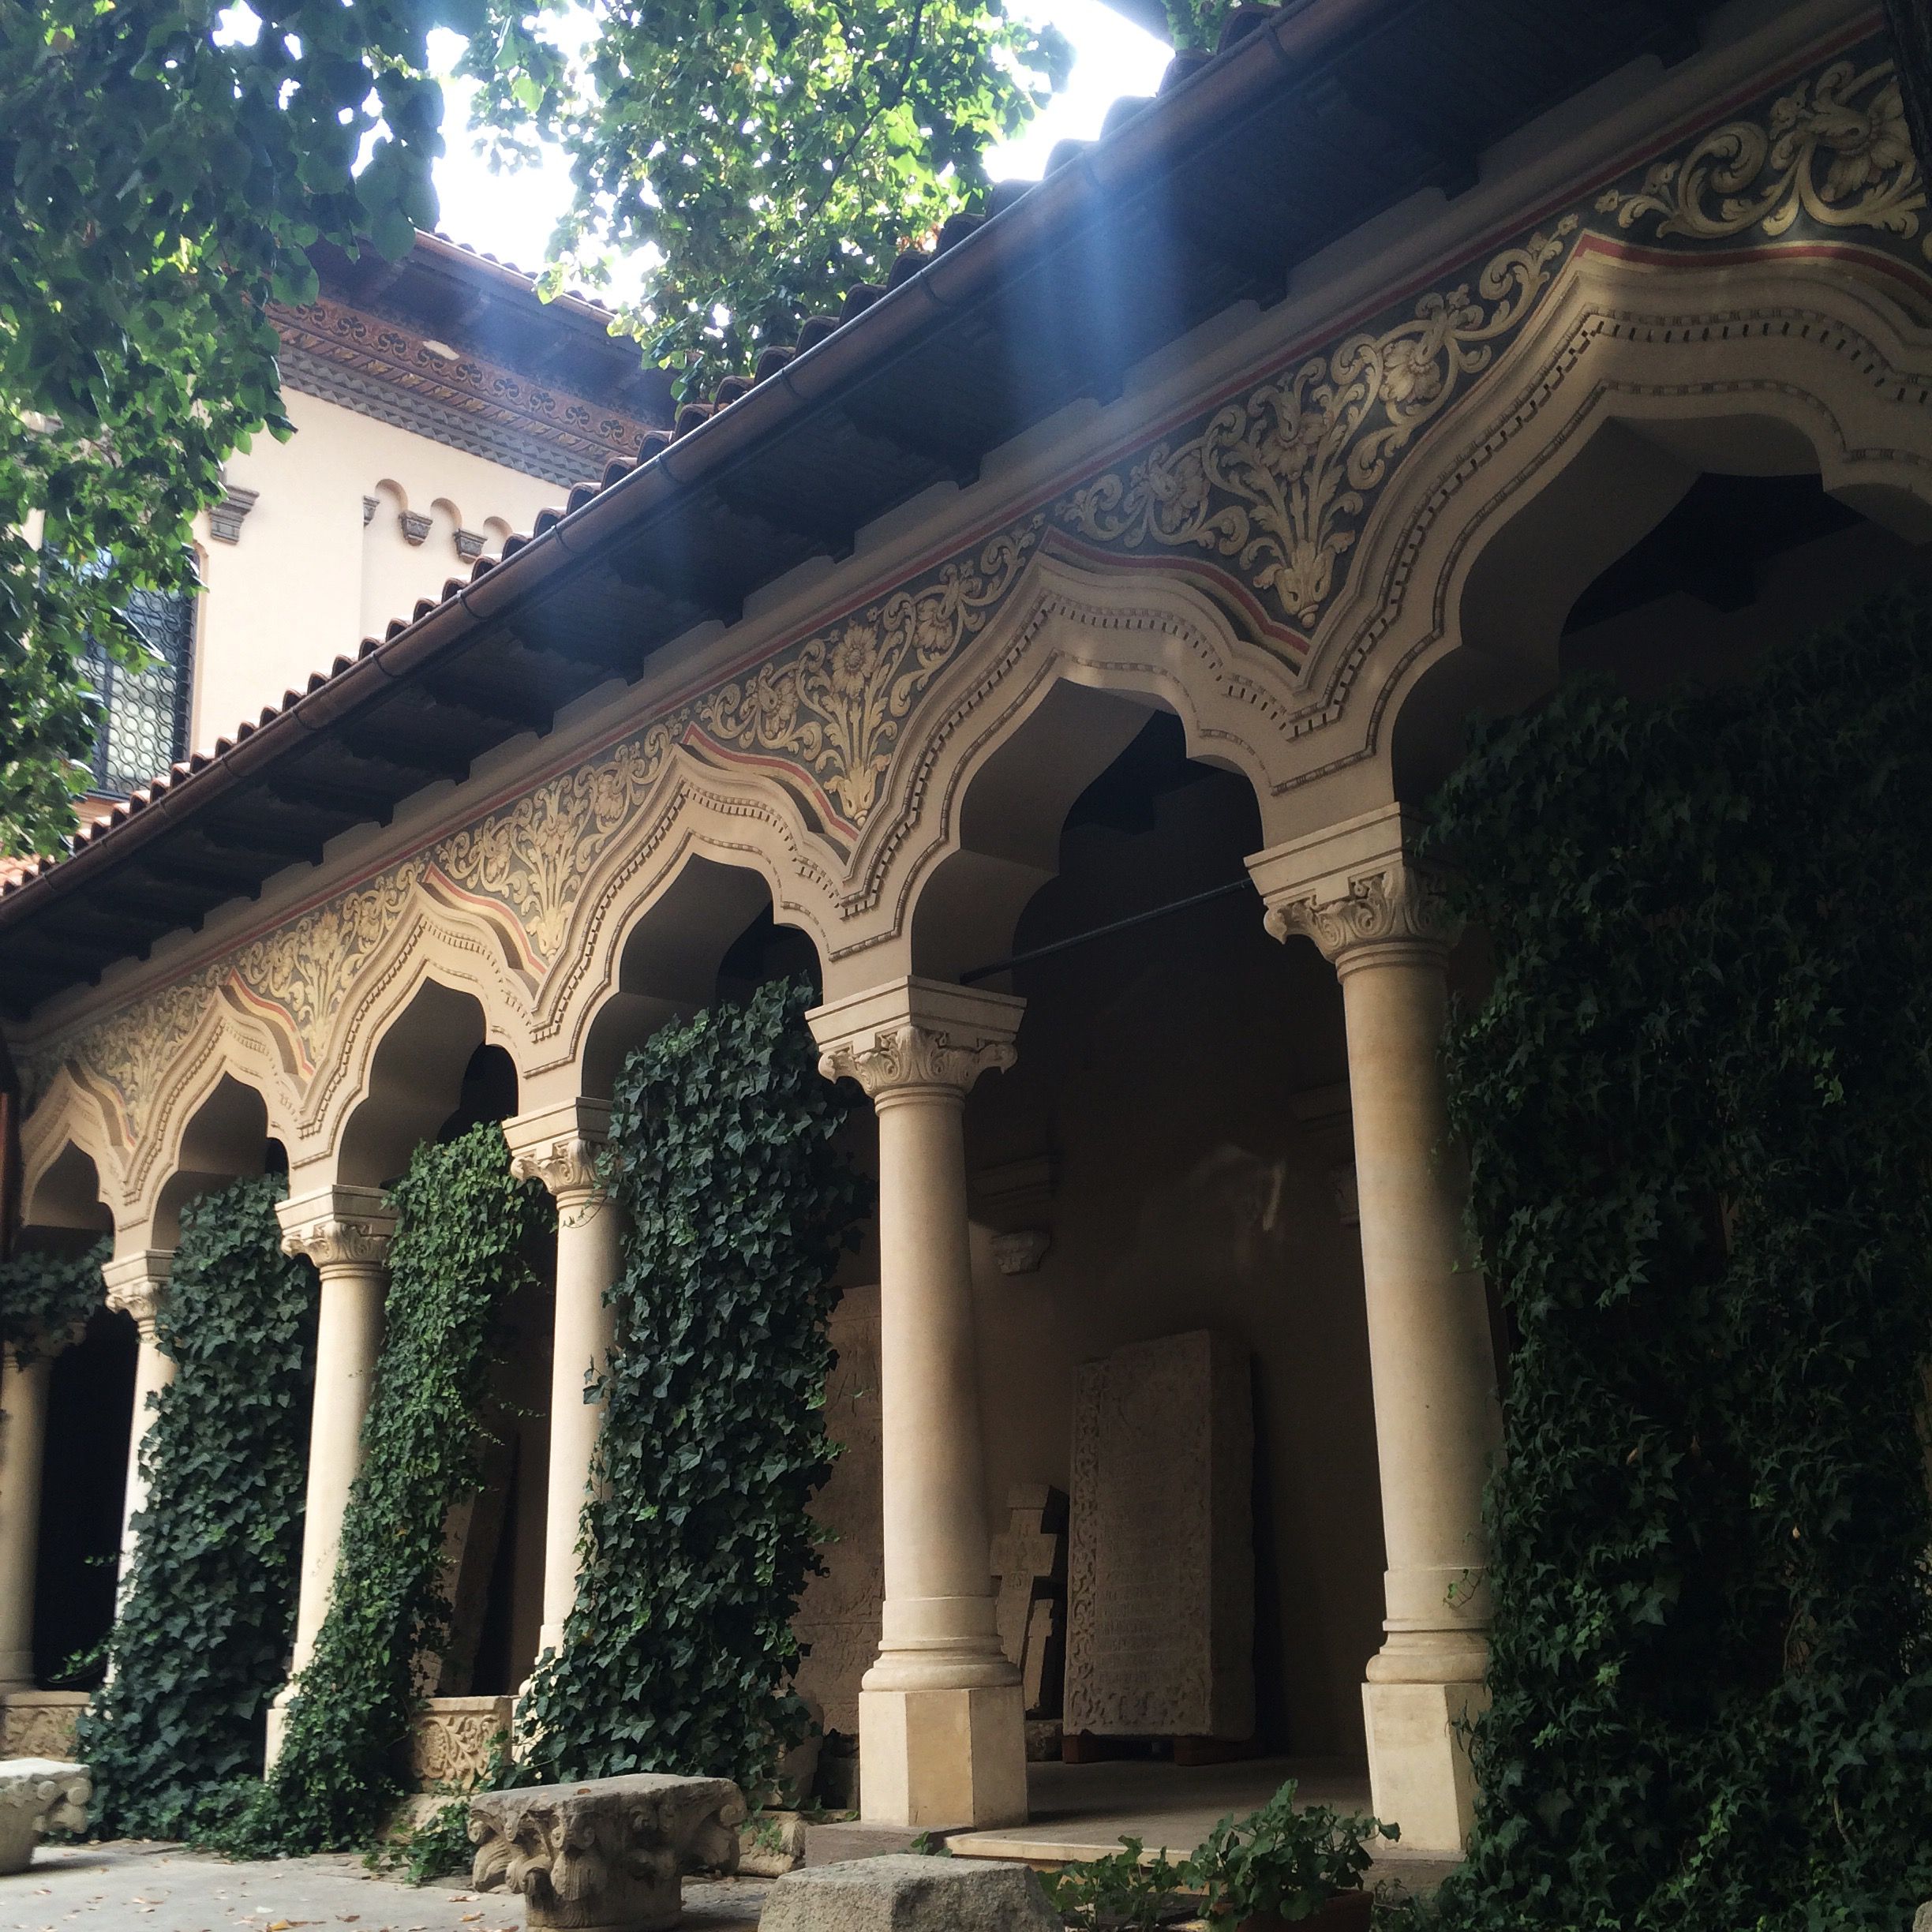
[[990, 1483, 1065, 1715]]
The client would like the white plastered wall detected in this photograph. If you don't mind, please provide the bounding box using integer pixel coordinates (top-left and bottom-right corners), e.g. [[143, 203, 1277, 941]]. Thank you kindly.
[[187, 387, 567, 754]]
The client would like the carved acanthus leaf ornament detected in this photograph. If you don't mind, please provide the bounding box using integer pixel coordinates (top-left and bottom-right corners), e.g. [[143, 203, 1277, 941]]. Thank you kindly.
[[1597, 57, 1929, 259], [279, 1215, 394, 1271], [1264, 862, 1461, 965], [508, 1135, 605, 1204], [818, 1024, 1019, 1099], [695, 521, 1041, 832], [1058, 223, 1578, 639]]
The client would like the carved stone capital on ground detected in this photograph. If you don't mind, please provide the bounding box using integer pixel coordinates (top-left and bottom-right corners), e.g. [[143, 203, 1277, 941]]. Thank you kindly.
[[1249, 805, 1461, 971], [0, 1759, 91, 1875], [275, 1185, 398, 1272], [470, 1772, 747, 1932], [809, 977, 1024, 1102], [102, 1251, 173, 1342], [506, 1098, 612, 1207]]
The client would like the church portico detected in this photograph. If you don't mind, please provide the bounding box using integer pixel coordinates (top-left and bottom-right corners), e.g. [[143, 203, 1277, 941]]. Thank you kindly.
[[4, 0, 1932, 1868]]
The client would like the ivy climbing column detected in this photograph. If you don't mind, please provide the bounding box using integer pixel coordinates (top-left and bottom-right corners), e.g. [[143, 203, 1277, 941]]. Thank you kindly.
[[102, 1250, 176, 1584], [0, 1347, 52, 1691], [810, 975, 1028, 1831], [270, 1183, 396, 1762], [1252, 804, 1502, 1855], [507, 1098, 619, 1662]]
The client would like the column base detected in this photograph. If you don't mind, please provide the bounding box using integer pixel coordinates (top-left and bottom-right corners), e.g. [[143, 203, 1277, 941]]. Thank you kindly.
[[858, 1683, 1028, 1829], [1362, 1680, 1486, 1854], [264, 1685, 297, 1772]]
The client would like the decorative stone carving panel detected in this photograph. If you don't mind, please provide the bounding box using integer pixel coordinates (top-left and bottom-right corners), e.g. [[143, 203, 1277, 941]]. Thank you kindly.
[[410, 1695, 516, 1791]]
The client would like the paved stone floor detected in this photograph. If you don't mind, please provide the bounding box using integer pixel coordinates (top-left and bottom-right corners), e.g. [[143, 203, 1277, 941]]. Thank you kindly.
[[2, 1844, 773, 1932]]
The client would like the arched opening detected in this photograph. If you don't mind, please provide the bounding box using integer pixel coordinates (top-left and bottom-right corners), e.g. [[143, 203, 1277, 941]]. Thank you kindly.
[[579, 856, 818, 1099], [336, 990, 543, 1702], [152, 1074, 275, 1245], [14, 1148, 129, 1692], [1391, 414, 1932, 800], [813, 676, 1381, 1814]]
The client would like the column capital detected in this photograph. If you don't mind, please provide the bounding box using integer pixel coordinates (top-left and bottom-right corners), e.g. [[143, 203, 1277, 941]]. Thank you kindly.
[[103, 1249, 174, 1339], [275, 1184, 397, 1271], [808, 976, 1024, 1101], [505, 1098, 612, 1205], [1249, 805, 1460, 970]]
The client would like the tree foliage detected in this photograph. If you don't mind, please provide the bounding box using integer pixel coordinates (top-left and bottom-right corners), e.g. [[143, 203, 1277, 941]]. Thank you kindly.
[[466, 0, 1071, 391], [1425, 586, 1932, 1931], [235, 1124, 550, 1852], [0, 0, 465, 857], [517, 977, 862, 1794], [79, 1177, 315, 1840]]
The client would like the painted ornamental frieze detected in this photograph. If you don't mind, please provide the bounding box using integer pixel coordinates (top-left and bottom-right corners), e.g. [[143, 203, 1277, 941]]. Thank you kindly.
[[22, 26, 1932, 1179]]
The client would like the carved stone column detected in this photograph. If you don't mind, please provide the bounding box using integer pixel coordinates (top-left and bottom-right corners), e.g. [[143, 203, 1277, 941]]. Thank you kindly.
[[507, 1099, 619, 1661], [102, 1250, 177, 1585], [270, 1184, 396, 1761], [0, 1345, 53, 1693], [1251, 805, 1501, 1854], [808, 976, 1027, 1830]]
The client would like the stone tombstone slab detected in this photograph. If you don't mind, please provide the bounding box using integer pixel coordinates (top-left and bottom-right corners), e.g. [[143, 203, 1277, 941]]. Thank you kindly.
[[792, 1286, 884, 1737], [1065, 1329, 1255, 1739], [760, 1854, 1061, 1931]]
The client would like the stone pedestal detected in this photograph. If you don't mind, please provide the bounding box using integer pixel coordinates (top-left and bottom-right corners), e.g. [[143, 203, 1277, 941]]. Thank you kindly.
[[0, 1758, 89, 1875], [1361, 1681, 1488, 1856], [1065, 1330, 1254, 1742], [0, 1693, 88, 1762], [809, 977, 1028, 1832], [470, 1772, 746, 1932]]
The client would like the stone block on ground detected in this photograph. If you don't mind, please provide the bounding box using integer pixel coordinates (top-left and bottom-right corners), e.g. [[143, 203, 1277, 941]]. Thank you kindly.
[[758, 1854, 1060, 1930], [470, 1771, 747, 1932], [799, 1821, 927, 1866], [0, 1759, 90, 1877], [740, 1811, 808, 1876]]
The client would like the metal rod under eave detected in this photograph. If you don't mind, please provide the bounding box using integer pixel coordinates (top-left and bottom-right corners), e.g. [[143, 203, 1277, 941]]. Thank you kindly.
[[960, 877, 1254, 985]]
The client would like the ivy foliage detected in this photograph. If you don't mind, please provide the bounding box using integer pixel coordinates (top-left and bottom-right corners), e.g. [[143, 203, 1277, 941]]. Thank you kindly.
[[519, 977, 862, 1794], [236, 1124, 551, 1853], [79, 1177, 315, 1840], [0, 1238, 107, 1364], [1426, 586, 1932, 1932], [1, 0, 472, 856]]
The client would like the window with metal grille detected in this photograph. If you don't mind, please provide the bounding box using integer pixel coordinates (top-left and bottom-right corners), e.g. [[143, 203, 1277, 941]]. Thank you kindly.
[[84, 584, 197, 796]]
